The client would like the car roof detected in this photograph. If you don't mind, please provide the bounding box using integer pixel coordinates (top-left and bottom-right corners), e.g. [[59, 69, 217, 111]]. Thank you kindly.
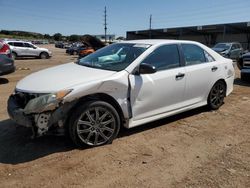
[[5, 40, 30, 43], [121, 39, 202, 46]]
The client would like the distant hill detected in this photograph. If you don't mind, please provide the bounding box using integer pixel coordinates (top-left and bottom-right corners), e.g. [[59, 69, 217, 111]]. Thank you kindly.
[[0, 30, 115, 45], [0, 30, 44, 39]]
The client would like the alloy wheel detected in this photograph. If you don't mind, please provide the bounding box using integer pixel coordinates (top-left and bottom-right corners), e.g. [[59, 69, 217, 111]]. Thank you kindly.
[[209, 82, 225, 109], [76, 106, 116, 146]]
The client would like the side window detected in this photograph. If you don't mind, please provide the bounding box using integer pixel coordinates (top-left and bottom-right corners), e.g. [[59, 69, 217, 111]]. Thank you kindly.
[[13, 42, 24, 47], [141, 44, 180, 71], [182, 44, 206, 65], [231, 44, 236, 50], [24, 43, 33, 48], [8, 42, 14, 46]]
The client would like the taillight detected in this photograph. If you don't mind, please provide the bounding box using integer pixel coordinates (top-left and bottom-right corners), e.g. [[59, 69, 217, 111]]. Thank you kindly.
[[0, 43, 12, 58], [0, 43, 10, 54]]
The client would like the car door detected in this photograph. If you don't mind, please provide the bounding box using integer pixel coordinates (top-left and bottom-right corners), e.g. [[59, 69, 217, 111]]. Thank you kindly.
[[129, 44, 186, 121], [12, 42, 25, 56], [181, 43, 219, 106], [24, 43, 38, 56]]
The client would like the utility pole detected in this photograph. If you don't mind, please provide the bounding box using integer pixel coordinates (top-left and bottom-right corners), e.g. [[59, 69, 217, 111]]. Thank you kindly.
[[149, 14, 152, 39], [104, 6, 107, 43]]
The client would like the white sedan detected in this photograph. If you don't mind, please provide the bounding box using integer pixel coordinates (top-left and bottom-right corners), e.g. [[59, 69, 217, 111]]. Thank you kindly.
[[8, 40, 235, 147]]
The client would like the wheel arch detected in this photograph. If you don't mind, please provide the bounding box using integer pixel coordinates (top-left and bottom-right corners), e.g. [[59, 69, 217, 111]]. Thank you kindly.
[[65, 93, 126, 128], [12, 51, 18, 56], [215, 78, 227, 95], [39, 51, 49, 56], [207, 78, 227, 101]]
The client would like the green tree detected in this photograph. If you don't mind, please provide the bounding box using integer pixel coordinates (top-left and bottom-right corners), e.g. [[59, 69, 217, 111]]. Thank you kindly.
[[53, 33, 62, 41], [69, 34, 80, 42], [44, 34, 51, 39], [0, 30, 10, 35]]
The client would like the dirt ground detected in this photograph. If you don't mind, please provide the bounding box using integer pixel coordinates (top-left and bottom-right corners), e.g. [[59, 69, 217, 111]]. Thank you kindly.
[[0, 45, 249, 188]]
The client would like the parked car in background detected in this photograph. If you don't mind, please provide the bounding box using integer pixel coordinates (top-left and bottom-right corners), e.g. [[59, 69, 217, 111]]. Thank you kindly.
[[212, 42, 243, 59], [55, 42, 65, 48], [66, 43, 84, 55], [7, 40, 52, 59], [237, 52, 250, 69], [8, 40, 234, 147], [0, 41, 15, 76], [64, 43, 71, 49], [55, 42, 72, 49], [78, 47, 95, 58], [237, 52, 250, 81]]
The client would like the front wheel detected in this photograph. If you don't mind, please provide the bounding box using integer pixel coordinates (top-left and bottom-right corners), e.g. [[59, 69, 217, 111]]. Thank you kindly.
[[69, 101, 121, 147], [40, 52, 49, 59], [207, 81, 226, 110]]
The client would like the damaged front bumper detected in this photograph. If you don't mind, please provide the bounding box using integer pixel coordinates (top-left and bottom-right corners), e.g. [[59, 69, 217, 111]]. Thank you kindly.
[[8, 95, 33, 127], [7, 91, 76, 136]]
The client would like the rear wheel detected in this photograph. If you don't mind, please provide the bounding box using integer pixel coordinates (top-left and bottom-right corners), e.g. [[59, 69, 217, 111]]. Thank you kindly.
[[69, 101, 121, 147], [40, 52, 49, 59], [207, 80, 226, 110]]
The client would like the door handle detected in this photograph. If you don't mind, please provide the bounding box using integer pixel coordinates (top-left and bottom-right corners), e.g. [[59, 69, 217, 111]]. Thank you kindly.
[[176, 73, 185, 79], [211, 66, 218, 72]]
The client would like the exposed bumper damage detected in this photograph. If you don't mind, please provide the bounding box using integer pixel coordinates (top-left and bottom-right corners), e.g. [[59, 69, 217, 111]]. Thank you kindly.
[[7, 92, 76, 137]]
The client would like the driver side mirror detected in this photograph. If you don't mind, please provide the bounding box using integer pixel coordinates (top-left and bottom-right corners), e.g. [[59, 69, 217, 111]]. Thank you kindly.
[[138, 63, 157, 74]]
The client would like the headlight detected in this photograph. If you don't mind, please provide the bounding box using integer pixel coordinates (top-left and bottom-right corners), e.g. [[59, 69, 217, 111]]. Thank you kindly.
[[23, 89, 73, 114], [54, 89, 72, 100]]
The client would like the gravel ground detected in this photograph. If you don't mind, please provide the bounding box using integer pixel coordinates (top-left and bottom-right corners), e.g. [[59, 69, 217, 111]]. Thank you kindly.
[[0, 45, 249, 188]]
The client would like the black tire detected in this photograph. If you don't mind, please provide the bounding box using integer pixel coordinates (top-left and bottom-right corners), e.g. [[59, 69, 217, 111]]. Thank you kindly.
[[40, 52, 49, 59], [68, 101, 121, 147], [207, 80, 226, 110], [12, 52, 17, 60]]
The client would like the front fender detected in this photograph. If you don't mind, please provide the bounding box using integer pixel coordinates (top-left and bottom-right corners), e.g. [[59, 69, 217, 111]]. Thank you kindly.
[[63, 71, 130, 119]]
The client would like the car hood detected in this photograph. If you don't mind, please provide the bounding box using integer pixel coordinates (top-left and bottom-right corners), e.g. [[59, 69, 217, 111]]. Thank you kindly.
[[16, 62, 116, 93], [212, 47, 228, 53]]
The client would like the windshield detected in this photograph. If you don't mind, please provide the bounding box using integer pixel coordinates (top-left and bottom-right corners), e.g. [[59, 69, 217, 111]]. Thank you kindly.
[[214, 43, 231, 50], [78, 43, 150, 71]]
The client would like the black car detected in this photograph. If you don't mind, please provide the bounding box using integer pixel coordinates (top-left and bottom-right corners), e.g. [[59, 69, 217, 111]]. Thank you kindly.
[[55, 42, 65, 48], [0, 42, 15, 76], [237, 52, 250, 81], [66, 45, 85, 55]]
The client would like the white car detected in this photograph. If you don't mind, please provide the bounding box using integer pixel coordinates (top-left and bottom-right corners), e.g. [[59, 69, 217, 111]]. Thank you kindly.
[[6, 40, 52, 59], [8, 40, 235, 147]]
